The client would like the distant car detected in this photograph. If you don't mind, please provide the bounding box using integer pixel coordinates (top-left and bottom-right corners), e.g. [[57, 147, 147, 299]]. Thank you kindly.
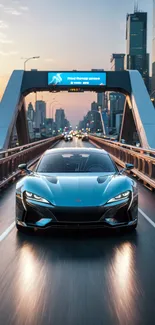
[[82, 133, 89, 141], [64, 134, 73, 141], [16, 147, 138, 233], [77, 133, 82, 139]]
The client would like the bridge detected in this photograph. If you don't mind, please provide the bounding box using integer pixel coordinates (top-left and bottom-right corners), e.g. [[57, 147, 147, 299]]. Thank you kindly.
[[1, 69, 155, 150], [0, 70, 155, 325]]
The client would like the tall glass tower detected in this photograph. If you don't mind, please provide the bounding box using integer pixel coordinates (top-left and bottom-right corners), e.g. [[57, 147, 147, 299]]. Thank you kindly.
[[126, 11, 149, 91]]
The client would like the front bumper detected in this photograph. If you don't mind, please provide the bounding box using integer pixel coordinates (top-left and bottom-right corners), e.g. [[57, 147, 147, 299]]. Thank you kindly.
[[16, 194, 138, 230]]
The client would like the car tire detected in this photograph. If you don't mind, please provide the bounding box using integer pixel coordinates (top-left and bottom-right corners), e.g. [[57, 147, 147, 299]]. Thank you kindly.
[[16, 223, 35, 234]]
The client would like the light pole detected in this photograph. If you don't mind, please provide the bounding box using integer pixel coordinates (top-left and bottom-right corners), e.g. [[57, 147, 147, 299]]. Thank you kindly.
[[22, 56, 40, 70], [98, 106, 106, 135], [49, 100, 59, 119], [50, 100, 62, 119]]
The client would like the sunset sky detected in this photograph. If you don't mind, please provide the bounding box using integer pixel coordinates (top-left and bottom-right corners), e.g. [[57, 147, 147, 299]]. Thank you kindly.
[[0, 0, 153, 126]]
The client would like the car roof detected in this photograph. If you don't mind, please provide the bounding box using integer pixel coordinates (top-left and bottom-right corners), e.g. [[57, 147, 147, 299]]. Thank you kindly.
[[45, 147, 108, 155]]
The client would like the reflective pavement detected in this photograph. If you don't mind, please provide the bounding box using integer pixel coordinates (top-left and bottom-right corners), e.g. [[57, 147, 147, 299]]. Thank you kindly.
[[0, 137, 155, 325]]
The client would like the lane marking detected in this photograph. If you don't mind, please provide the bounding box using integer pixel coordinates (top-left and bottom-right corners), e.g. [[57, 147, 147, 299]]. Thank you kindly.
[[0, 222, 15, 242], [138, 208, 155, 228]]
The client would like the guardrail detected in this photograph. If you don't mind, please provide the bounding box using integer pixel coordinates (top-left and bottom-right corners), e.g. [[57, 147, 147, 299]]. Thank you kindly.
[[0, 135, 62, 189], [0, 137, 60, 158], [89, 135, 155, 190], [90, 133, 155, 156]]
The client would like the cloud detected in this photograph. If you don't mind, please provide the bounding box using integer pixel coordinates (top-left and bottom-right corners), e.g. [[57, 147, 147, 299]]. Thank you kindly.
[[45, 58, 54, 62], [0, 50, 18, 56], [0, 20, 8, 29], [20, 6, 29, 11], [4, 7, 22, 15], [0, 39, 13, 44], [0, 32, 13, 44], [0, 32, 6, 38], [0, 4, 4, 8]]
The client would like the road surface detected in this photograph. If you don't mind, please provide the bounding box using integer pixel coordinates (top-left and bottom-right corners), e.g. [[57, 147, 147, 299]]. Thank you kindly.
[[0, 137, 155, 325]]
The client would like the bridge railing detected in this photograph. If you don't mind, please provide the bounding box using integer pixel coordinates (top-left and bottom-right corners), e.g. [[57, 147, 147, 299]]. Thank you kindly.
[[89, 135, 155, 190], [0, 137, 61, 158], [0, 135, 62, 189]]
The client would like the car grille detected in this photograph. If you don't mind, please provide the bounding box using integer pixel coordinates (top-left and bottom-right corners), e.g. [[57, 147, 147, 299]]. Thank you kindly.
[[52, 207, 102, 223]]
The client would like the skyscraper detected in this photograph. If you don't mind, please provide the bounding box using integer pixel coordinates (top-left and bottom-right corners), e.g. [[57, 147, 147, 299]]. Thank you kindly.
[[97, 93, 104, 109], [27, 102, 35, 121], [111, 54, 125, 71], [91, 101, 98, 111], [126, 10, 149, 91], [55, 108, 65, 131], [109, 54, 125, 135], [108, 93, 124, 133], [35, 100, 46, 129], [152, 0, 155, 96]]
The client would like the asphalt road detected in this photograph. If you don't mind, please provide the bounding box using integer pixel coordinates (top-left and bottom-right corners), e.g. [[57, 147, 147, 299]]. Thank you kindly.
[[0, 137, 155, 325]]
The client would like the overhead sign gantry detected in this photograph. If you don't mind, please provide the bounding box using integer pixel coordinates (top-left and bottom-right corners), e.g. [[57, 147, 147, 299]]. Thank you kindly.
[[0, 69, 155, 150]]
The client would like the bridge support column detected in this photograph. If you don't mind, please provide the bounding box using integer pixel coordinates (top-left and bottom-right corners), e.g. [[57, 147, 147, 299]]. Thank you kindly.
[[16, 100, 29, 146], [119, 98, 138, 145]]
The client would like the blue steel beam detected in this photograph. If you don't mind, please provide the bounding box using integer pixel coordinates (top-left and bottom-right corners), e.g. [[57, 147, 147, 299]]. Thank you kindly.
[[1, 69, 155, 150]]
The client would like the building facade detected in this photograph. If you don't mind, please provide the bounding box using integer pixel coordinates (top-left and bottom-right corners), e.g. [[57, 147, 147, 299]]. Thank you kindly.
[[91, 101, 98, 111], [111, 54, 125, 71], [27, 102, 35, 121], [97, 93, 104, 109], [35, 100, 46, 129], [55, 108, 65, 131], [126, 11, 149, 91], [108, 93, 125, 134]]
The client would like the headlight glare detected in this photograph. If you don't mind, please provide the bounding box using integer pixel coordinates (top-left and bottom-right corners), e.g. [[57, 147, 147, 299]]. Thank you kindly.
[[107, 191, 130, 203], [26, 191, 32, 197], [25, 191, 49, 204]]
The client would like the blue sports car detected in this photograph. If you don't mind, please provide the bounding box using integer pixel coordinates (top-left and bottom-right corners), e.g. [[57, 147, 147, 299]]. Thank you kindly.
[[16, 148, 138, 233]]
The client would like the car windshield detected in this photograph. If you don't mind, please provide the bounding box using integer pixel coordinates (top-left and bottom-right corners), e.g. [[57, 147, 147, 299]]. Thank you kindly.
[[36, 151, 117, 173]]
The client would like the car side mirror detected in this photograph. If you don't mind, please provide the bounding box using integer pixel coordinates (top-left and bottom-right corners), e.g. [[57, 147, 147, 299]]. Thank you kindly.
[[18, 163, 31, 174], [125, 163, 134, 170], [119, 163, 134, 175]]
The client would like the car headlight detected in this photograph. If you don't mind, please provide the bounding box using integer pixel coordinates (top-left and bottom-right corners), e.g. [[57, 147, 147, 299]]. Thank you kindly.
[[107, 191, 130, 203], [25, 191, 49, 204]]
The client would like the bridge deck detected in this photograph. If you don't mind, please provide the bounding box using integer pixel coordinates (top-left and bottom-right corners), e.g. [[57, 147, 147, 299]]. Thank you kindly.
[[0, 138, 155, 325]]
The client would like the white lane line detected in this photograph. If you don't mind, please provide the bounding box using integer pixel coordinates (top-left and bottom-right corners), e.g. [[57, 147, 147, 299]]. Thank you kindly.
[[0, 222, 15, 242], [138, 208, 155, 228]]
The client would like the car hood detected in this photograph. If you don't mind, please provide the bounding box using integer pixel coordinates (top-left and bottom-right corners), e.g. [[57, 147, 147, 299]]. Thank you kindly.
[[18, 173, 133, 207]]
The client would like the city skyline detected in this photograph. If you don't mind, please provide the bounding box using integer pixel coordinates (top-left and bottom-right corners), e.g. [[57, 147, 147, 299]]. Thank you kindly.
[[0, 0, 153, 126]]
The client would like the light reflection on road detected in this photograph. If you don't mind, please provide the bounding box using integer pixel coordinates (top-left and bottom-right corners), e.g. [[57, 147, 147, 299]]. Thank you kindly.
[[107, 242, 141, 325], [16, 243, 47, 323]]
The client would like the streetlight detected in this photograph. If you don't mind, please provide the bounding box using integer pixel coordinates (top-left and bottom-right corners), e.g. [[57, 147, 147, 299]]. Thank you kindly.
[[21, 56, 40, 70], [98, 106, 106, 135], [50, 100, 61, 119], [50, 100, 58, 119]]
